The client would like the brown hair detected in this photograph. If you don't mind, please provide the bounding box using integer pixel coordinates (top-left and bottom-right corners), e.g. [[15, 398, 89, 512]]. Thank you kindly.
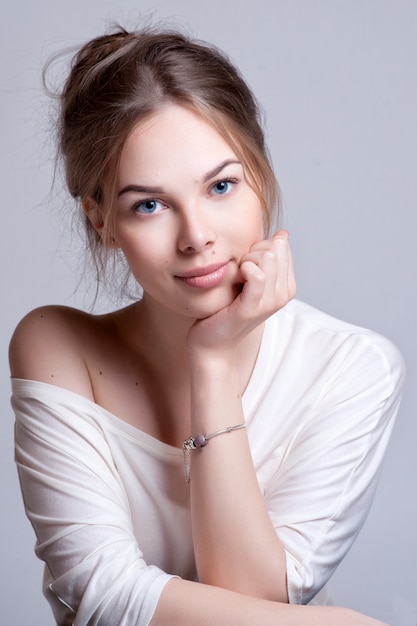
[[49, 25, 280, 290]]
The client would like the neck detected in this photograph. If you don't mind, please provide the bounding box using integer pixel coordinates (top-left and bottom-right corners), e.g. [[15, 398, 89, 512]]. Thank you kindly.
[[125, 295, 195, 370]]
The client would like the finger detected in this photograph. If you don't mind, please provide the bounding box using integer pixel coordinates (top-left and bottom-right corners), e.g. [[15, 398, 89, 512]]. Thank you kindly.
[[274, 232, 296, 299], [287, 245, 297, 300], [238, 259, 268, 311], [272, 233, 297, 302], [273, 229, 289, 239], [241, 249, 279, 302], [239, 232, 294, 310], [243, 231, 288, 286], [248, 229, 289, 254], [237, 255, 280, 318]]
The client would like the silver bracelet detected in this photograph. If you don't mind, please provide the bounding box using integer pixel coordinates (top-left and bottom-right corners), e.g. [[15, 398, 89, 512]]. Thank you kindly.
[[182, 422, 246, 484]]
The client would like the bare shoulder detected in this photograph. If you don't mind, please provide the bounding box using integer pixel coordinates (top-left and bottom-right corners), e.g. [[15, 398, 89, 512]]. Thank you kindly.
[[9, 305, 99, 398]]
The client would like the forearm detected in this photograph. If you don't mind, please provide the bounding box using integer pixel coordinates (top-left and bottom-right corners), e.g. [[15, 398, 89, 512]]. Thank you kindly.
[[151, 578, 288, 626], [188, 351, 288, 601], [151, 578, 388, 626]]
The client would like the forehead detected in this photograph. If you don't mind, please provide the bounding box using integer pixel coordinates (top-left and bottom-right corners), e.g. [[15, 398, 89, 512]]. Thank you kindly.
[[118, 105, 239, 183]]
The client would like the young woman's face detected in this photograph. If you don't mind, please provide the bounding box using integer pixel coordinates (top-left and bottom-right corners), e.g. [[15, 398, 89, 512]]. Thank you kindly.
[[114, 104, 265, 319]]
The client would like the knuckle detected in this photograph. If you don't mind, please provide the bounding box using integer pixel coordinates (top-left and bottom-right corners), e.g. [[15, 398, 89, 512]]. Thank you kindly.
[[263, 250, 276, 263]]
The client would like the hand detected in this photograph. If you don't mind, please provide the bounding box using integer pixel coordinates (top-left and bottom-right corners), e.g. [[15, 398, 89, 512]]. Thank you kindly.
[[187, 230, 296, 354]]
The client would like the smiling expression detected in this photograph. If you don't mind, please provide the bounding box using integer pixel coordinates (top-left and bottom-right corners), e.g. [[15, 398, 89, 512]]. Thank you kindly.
[[113, 104, 265, 319]]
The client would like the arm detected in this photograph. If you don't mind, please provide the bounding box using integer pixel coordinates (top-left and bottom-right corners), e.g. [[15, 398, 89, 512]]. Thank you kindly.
[[12, 377, 175, 626], [186, 232, 294, 601], [10, 308, 175, 625], [151, 577, 390, 626], [265, 329, 405, 604], [184, 231, 404, 608], [188, 352, 288, 600]]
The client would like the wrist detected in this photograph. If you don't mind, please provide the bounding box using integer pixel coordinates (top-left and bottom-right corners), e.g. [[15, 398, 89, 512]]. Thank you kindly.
[[188, 345, 238, 375], [189, 356, 243, 434], [183, 422, 246, 484]]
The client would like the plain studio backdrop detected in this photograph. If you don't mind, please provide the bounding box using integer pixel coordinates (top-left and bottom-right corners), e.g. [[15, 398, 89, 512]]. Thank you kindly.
[[1, 1, 416, 624]]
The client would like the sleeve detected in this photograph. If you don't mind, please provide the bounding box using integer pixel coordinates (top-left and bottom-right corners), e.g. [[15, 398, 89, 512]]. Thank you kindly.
[[12, 385, 176, 626], [264, 334, 405, 605]]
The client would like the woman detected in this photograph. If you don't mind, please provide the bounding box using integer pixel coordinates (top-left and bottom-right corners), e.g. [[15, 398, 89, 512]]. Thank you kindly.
[[9, 26, 404, 625]]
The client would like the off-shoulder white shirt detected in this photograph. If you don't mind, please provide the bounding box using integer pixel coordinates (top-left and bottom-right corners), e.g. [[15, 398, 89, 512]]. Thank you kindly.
[[12, 300, 405, 625]]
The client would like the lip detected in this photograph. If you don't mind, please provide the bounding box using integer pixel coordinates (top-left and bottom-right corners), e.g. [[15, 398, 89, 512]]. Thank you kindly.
[[175, 262, 230, 288]]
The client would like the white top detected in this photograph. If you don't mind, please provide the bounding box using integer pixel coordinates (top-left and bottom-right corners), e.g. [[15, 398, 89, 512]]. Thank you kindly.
[[12, 300, 405, 626]]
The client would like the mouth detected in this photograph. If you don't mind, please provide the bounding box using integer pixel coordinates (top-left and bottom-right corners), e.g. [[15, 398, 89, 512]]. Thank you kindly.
[[175, 262, 230, 288]]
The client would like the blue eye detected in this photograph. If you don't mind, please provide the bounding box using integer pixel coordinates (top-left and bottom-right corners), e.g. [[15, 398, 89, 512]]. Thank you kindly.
[[134, 199, 163, 215], [210, 178, 238, 196], [212, 180, 231, 195]]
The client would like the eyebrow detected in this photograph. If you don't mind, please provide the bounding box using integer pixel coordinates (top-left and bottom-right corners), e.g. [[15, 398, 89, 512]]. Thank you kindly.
[[118, 183, 164, 197], [202, 159, 241, 183], [117, 159, 241, 198]]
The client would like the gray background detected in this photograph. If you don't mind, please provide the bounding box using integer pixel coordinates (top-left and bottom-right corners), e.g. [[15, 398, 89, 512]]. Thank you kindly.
[[1, 1, 416, 624]]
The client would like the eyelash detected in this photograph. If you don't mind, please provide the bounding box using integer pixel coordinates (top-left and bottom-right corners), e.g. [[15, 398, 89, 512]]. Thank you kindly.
[[130, 177, 239, 216], [210, 177, 239, 196], [131, 199, 165, 216]]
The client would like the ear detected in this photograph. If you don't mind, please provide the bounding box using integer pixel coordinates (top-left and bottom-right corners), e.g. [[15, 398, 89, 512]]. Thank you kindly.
[[82, 197, 118, 248], [82, 197, 104, 232]]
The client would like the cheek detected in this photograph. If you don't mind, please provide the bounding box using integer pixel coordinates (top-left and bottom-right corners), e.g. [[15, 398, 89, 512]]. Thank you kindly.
[[116, 238, 156, 283], [117, 224, 168, 262], [230, 220, 264, 260], [243, 202, 265, 243]]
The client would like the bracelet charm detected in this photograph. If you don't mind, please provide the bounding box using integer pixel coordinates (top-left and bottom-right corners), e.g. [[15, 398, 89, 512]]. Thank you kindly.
[[182, 422, 246, 484]]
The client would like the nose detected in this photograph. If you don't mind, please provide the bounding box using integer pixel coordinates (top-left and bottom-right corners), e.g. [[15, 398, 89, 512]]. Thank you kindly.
[[177, 206, 216, 254]]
